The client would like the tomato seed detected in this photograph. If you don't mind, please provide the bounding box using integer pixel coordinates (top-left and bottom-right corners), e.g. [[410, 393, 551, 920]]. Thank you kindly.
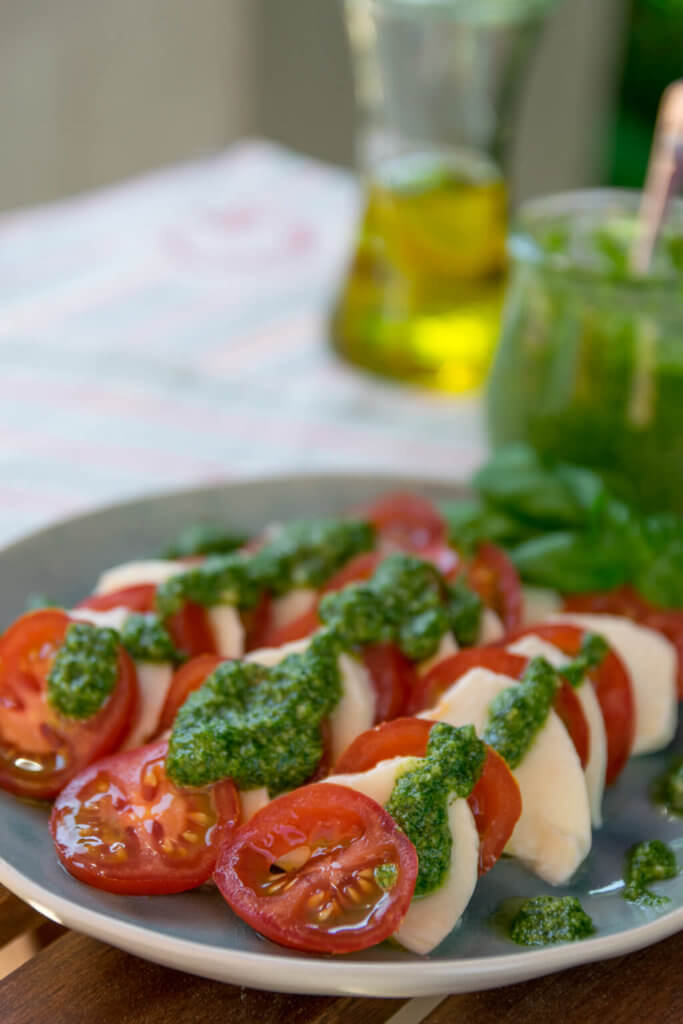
[[188, 811, 211, 826], [182, 830, 200, 844]]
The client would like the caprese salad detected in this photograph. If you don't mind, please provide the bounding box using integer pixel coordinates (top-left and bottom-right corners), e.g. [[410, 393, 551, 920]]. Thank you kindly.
[[0, 477, 680, 956]]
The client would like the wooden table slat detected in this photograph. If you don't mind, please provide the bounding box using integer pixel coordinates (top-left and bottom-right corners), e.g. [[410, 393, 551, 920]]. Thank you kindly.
[[423, 929, 683, 1024], [0, 932, 406, 1024]]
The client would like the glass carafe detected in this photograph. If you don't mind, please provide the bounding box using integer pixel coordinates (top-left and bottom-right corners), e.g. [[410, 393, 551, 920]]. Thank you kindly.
[[331, 0, 556, 392]]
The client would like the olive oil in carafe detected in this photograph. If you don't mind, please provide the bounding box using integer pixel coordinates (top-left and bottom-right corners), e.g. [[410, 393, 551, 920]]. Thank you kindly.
[[331, 151, 508, 393]]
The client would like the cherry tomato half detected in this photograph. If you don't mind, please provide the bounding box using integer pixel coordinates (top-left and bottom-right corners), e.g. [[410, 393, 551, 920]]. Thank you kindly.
[[505, 623, 634, 785], [564, 586, 683, 700], [214, 782, 417, 953], [333, 717, 521, 875], [466, 543, 523, 633], [410, 648, 590, 771], [360, 493, 447, 552], [50, 740, 240, 894], [158, 654, 224, 732], [0, 610, 137, 800], [362, 644, 415, 723]]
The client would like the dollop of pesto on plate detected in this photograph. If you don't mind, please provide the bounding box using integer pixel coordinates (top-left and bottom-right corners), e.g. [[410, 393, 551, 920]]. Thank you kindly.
[[509, 895, 595, 946], [483, 656, 559, 769], [385, 722, 485, 897], [623, 840, 678, 907], [166, 629, 342, 792], [47, 621, 119, 719]]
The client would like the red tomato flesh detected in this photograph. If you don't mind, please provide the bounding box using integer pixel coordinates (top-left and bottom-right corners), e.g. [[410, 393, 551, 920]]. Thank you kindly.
[[466, 543, 523, 633], [0, 610, 138, 800], [333, 717, 521, 875], [504, 623, 635, 784], [159, 654, 224, 732], [50, 740, 240, 894], [362, 644, 415, 724], [214, 782, 417, 954], [76, 584, 157, 614], [166, 601, 217, 659], [360, 492, 447, 552]]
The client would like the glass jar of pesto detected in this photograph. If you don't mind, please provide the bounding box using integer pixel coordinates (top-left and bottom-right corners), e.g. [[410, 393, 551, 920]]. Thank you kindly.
[[487, 190, 683, 513]]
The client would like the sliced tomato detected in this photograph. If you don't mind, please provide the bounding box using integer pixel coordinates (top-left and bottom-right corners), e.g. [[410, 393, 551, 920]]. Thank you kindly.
[[259, 606, 320, 649], [323, 551, 383, 591], [466, 543, 523, 633], [360, 492, 447, 552], [214, 782, 417, 953], [50, 740, 240, 894], [362, 644, 415, 723], [166, 601, 217, 658], [409, 647, 589, 770], [241, 592, 274, 651], [0, 610, 137, 800], [333, 718, 520, 876], [505, 623, 634, 784], [158, 654, 224, 732], [564, 587, 683, 700], [76, 584, 158, 614]]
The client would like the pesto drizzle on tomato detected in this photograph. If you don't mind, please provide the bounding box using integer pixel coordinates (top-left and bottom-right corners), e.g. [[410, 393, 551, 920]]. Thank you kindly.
[[47, 621, 119, 719]]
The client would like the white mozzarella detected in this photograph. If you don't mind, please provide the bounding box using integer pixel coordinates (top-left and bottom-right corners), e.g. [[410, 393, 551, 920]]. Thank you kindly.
[[269, 588, 317, 632], [521, 586, 563, 626], [68, 606, 131, 632], [419, 632, 459, 677], [240, 787, 271, 822], [478, 608, 504, 644], [507, 634, 607, 827], [122, 663, 174, 750], [325, 757, 480, 954], [207, 605, 245, 659], [551, 613, 678, 755], [247, 640, 376, 766], [94, 560, 181, 594], [421, 667, 592, 885]]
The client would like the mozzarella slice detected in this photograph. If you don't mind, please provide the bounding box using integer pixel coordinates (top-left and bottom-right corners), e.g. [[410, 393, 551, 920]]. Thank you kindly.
[[247, 640, 375, 765], [522, 586, 563, 626], [550, 613, 678, 755], [421, 667, 592, 885], [269, 588, 317, 632], [479, 608, 504, 644], [507, 634, 607, 827], [240, 787, 271, 822], [70, 606, 175, 750], [207, 605, 245, 659], [94, 560, 181, 594], [419, 632, 459, 677], [325, 757, 480, 954]]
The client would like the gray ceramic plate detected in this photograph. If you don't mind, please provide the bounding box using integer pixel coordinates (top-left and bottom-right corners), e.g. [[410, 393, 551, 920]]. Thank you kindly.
[[0, 475, 681, 997]]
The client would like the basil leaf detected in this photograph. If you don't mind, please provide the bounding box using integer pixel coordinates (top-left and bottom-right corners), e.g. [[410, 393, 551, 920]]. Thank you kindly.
[[473, 445, 586, 527]]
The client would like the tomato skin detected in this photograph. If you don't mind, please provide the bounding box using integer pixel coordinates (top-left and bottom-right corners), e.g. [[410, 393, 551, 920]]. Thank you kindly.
[[362, 644, 415, 724], [505, 623, 635, 785], [159, 654, 224, 732], [333, 718, 520, 876], [0, 610, 138, 800], [166, 601, 217, 658], [361, 493, 447, 552], [409, 647, 590, 770], [564, 586, 683, 700], [214, 782, 417, 954], [466, 543, 523, 633], [50, 740, 240, 895], [76, 584, 157, 614]]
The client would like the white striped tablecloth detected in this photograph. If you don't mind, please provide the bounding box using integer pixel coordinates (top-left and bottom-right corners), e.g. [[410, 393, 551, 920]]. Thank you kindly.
[[0, 140, 485, 547]]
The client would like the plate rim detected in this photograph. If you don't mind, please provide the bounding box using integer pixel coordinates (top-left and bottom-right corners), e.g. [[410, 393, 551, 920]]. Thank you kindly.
[[0, 471, 681, 997]]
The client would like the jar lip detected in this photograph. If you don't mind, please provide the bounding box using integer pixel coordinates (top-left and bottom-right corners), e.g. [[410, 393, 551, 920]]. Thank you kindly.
[[509, 188, 683, 289], [364, 0, 556, 23]]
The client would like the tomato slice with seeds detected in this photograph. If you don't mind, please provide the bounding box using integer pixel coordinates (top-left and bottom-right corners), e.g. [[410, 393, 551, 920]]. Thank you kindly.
[[504, 623, 634, 784], [0, 610, 137, 800], [214, 782, 417, 954], [362, 644, 415, 723], [50, 740, 240, 894], [564, 586, 683, 700], [409, 648, 590, 770], [466, 543, 523, 633], [333, 718, 521, 876], [360, 493, 447, 552], [76, 584, 158, 614], [158, 654, 225, 732]]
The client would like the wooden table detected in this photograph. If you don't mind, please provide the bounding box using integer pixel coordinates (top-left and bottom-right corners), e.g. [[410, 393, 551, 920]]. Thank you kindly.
[[1, 883, 680, 1024]]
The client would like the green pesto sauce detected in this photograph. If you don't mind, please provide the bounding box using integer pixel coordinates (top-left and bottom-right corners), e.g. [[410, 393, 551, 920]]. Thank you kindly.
[[249, 519, 375, 596], [509, 896, 595, 946], [623, 840, 678, 907], [156, 552, 261, 618], [47, 622, 119, 720], [162, 523, 247, 559], [166, 629, 342, 792], [651, 757, 683, 818], [483, 657, 558, 769], [318, 553, 482, 661], [374, 862, 399, 891], [119, 613, 184, 665], [385, 723, 485, 897], [560, 632, 608, 689]]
